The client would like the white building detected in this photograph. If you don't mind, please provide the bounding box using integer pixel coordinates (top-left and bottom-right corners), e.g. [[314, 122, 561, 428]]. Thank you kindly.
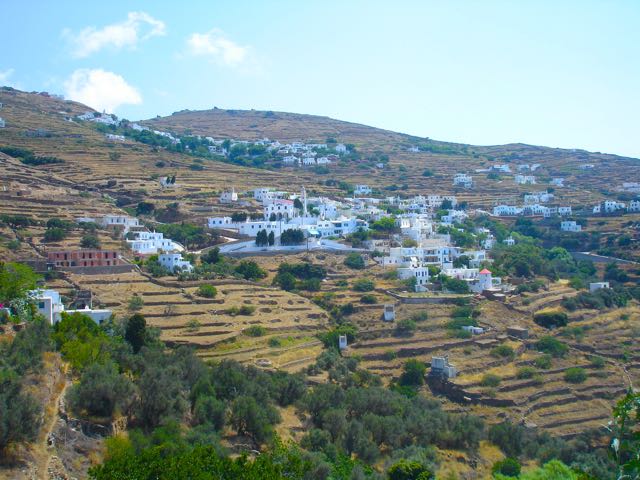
[[0, 117, 5, 128], [30, 289, 65, 324], [493, 205, 523, 216], [628, 200, 640, 212], [515, 175, 536, 185], [127, 231, 183, 255], [264, 199, 296, 220], [208, 217, 233, 228], [524, 192, 554, 204], [551, 178, 565, 187], [453, 173, 473, 188], [105, 133, 126, 142], [220, 188, 238, 203], [492, 164, 512, 173], [558, 206, 572, 216], [354, 185, 372, 196], [335, 143, 348, 154], [589, 282, 610, 293], [593, 201, 626, 214], [398, 265, 430, 289], [66, 306, 113, 325], [383, 304, 395, 322], [504, 236, 515, 246], [282, 155, 298, 164], [159, 253, 193, 273], [561, 221, 582, 232]]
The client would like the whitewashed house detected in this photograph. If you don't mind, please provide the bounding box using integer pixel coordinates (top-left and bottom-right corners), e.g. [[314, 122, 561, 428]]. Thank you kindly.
[[558, 206, 572, 216], [220, 188, 238, 203], [561, 221, 582, 232], [105, 133, 126, 142], [589, 282, 610, 292], [493, 205, 523, 216], [0, 117, 5, 128], [282, 155, 298, 164], [551, 178, 565, 187], [159, 253, 193, 273], [264, 199, 296, 220], [515, 175, 536, 185], [354, 185, 372, 196], [593, 201, 626, 214], [127, 231, 183, 255], [208, 217, 233, 228], [504, 236, 516, 246], [335, 143, 348, 154], [453, 173, 473, 188], [628, 200, 640, 212], [316, 157, 332, 165], [29, 289, 65, 324]]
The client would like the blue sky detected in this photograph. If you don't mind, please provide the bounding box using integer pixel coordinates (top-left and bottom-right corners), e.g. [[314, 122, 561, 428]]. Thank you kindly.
[[1, 1, 639, 158]]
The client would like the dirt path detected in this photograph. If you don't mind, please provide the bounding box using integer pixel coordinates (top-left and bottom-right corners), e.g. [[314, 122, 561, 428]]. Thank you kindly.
[[40, 371, 71, 480]]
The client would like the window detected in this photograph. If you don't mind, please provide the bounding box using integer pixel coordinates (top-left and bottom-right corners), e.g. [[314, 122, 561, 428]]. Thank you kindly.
[[38, 301, 45, 309]]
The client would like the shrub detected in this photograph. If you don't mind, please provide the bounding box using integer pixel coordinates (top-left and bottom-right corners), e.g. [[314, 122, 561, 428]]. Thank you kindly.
[[44, 227, 67, 242], [492, 458, 521, 477], [388, 459, 433, 480], [268, 337, 282, 347], [564, 367, 587, 384], [410, 311, 428, 322], [399, 359, 426, 386], [244, 325, 266, 337], [536, 336, 568, 358], [480, 373, 501, 387], [491, 345, 515, 360], [534, 309, 568, 329], [353, 278, 375, 292], [80, 234, 101, 249], [516, 367, 536, 379], [360, 294, 376, 304], [344, 253, 365, 270], [235, 260, 266, 281], [534, 354, 553, 369], [590, 356, 606, 369], [395, 319, 417, 336], [127, 295, 144, 311], [197, 284, 217, 298]]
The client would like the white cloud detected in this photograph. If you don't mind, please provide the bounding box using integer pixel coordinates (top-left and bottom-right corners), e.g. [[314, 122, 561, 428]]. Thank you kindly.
[[0, 68, 18, 88], [64, 69, 142, 113], [186, 29, 249, 66], [64, 11, 165, 58]]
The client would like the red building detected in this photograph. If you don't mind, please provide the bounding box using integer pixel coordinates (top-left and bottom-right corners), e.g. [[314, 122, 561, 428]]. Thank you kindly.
[[47, 249, 121, 268]]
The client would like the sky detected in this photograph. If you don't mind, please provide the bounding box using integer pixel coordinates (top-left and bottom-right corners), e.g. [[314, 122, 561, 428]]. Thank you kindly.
[[1, 1, 639, 158]]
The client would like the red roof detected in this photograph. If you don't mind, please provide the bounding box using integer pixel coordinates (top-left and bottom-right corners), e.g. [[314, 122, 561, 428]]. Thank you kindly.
[[479, 268, 492, 274]]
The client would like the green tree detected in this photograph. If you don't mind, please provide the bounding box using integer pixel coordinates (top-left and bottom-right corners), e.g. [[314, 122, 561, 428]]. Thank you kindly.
[[125, 313, 147, 354], [197, 285, 217, 298], [68, 361, 135, 419], [81, 234, 101, 249], [268, 231, 275, 246], [230, 395, 280, 444], [0, 262, 40, 303], [399, 359, 426, 386], [0, 370, 42, 451], [344, 253, 366, 270], [387, 459, 433, 480], [235, 260, 267, 281], [201, 247, 221, 264], [492, 458, 521, 477], [44, 227, 67, 242]]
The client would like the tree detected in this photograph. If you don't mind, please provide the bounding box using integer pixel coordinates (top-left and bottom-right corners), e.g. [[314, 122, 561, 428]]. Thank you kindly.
[[280, 229, 305, 246], [229, 395, 280, 444], [235, 260, 267, 281], [0, 262, 40, 303], [201, 247, 221, 265], [0, 371, 42, 451], [387, 459, 433, 480], [68, 361, 135, 419], [344, 253, 365, 270], [44, 227, 67, 242], [125, 314, 147, 354], [267, 231, 275, 246], [81, 234, 101, 249], [399, 359, 426, 386], [492, 458, 521, 477], [256, 229, 268, 247], [197, 285, 217, 298], [274, 272, 297, 291], [136, 201, 155, 215], [293, 198, 304, 210]]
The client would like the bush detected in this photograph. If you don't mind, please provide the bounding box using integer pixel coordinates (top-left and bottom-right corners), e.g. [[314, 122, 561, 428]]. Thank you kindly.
[[268, 337, 282, 347], [80, 234, 101, 249], [399, 359, 426, 386], [534, 354, 553, 369], [197, 284, 217, 298], [590, 356, 605, 369], [480, 373, 501, 387], [533, 309, 568, 329], [244, 325, 266, 337], [353, 278, 375, 292], [516, 367, 536, 379], [395, 319, 417, 336], [360, 294, 376, 304], [44, 227, 67, 242], [235, 260, 267, 281], [564, 367, 587, 384], [410, 311, 428, 322], [492, 458, 521, 477], [491, 344, 515, 360], [536, 336, 568, 357], [127, 295, 144, 311], [387, 459, 433, 480], [344, 253, 365, 270]]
